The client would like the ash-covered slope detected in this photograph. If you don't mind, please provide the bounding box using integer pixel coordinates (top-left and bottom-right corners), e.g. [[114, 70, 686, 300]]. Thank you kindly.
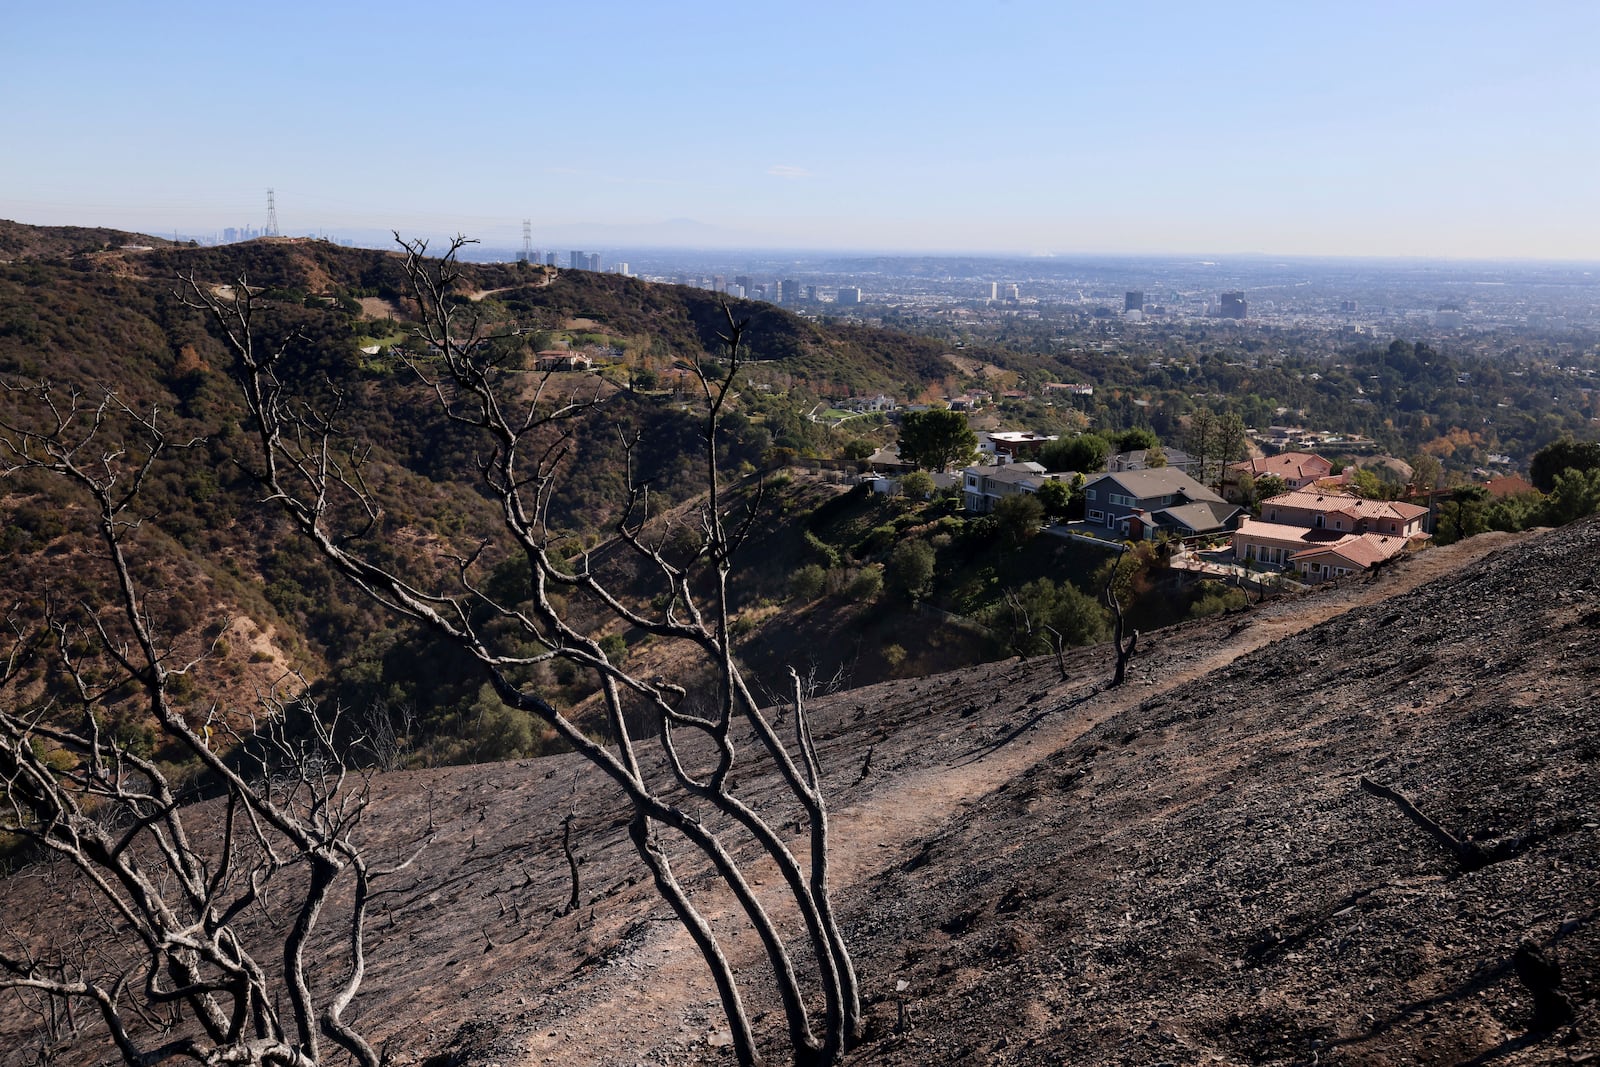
[[849, 518, 1598, 1066], [3, 523, 1594, 1067]]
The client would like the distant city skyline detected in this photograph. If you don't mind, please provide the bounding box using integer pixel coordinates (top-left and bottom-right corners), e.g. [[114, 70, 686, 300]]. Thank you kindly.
[[4, 2, 1598, 261]]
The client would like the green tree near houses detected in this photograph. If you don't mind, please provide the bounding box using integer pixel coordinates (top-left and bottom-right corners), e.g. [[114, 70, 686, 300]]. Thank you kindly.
[[1040, 432, 1111, 474], [993, 493, 1046, 548], [896, 408, 977, 471], [899, 469, 935, 499], [1530, 434, 1600, 493], [1034, 478, 1073, 519], [886, 539, 936, 601]]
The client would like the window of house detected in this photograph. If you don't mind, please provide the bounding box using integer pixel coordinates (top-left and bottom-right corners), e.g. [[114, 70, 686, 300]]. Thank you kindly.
[[1088, 509, 1104, 523], [1084, 488, 1097, 500]]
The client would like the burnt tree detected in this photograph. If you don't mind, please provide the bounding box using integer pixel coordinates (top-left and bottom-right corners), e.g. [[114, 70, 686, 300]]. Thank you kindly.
[[185, 236, 862, 1066], [0, 388, 421, 1066]]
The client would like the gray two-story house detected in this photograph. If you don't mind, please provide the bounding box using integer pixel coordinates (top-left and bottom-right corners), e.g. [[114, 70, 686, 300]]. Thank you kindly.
[[1079, 468, 1241, 540], [961, 460, 1065, 513]]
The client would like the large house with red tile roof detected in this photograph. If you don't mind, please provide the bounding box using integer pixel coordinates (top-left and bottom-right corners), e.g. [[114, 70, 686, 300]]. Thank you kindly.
[[1222, 451, 1345, 502], [1233, 490, 1430, 582], [1260, 490, 1429, 538], [1484, 473, 1537, 499]]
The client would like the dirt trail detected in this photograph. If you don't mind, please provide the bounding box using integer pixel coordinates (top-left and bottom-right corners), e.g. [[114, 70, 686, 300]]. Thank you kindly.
[[827, 529, 1533, 886], [518, 532, 1535, 1065]]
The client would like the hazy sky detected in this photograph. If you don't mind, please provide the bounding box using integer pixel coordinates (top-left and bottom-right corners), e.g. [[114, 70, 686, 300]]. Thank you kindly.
[[4, 1, 1597, 258]]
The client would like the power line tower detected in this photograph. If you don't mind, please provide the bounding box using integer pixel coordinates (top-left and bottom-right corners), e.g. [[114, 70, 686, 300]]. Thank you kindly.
[[520, 219, 532, 263], [266, 188, 280, 237]]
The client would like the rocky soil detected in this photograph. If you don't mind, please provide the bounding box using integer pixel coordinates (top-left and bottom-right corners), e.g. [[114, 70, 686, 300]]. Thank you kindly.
[[4, 522, 1596, 1066]]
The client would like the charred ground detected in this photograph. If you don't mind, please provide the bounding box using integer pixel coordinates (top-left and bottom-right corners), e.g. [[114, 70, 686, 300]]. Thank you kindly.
[[5, 520, 1594, 1066]]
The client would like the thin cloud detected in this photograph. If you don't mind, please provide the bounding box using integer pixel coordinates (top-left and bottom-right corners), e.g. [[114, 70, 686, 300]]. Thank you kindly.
[[767, 164, 814, 180]]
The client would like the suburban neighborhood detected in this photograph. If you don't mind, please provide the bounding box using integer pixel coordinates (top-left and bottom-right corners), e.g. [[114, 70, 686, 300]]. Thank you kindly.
[[871, 423, 1441, 585]]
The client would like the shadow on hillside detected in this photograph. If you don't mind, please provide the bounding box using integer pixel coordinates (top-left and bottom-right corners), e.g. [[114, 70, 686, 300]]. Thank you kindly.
[[957, 684, 1104, 765]]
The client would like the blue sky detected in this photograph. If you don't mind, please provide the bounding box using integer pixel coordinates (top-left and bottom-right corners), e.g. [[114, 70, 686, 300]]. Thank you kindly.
[[4, 1, 1597, 258]]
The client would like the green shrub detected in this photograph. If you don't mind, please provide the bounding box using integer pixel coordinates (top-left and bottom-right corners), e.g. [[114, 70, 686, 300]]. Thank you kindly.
[[803, 530, 842, 568], [857, 524, 898, 556], [886, 539, 936, 601], [791, 563, 827, 601], [846, 567, 883, 602]]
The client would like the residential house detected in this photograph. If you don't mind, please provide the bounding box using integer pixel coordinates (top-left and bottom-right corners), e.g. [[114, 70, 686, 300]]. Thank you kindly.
[[864, 446, 914, 472], [1258, 489, 1429, 538], [844, 394, 896, 413], [1484, 473, 1537, 499], [978, 430, 1058, 462], [1232, 489, 1430, 582], [1079, 468, 1242, 540], [872, 470, 959, 497], [1222, 451, 1340, 502], [1107, 447, 1199, 476], [534, 351, 594, 372], [947, 390, 991, 411], [961, 460, 1068, 513]]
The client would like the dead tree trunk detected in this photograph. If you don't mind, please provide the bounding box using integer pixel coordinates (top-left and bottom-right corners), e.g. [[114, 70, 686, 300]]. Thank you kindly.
[[558, 813, 581, 917], [1041, 623, 1070, 682], [1358, 777, 1521, 873], [1101, 543, 1138, 688], [0, 389, 420, 1067], [185, 239, 862, 1067]]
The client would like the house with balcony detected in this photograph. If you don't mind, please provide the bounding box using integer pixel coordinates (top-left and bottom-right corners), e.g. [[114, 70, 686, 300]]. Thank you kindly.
[[961, 460, 1070, 513], [1258, 489, 1428, 538], [1232, 489, 1430, 581]]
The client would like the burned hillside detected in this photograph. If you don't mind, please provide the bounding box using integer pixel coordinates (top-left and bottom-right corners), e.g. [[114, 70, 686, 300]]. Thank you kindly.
[[2, 523, 1595, 1066]]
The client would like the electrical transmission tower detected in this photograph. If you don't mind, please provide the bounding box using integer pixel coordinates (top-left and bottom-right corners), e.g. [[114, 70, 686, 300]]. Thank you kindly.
[[520, 219, 532, 263], [266, 188, 279, 237]]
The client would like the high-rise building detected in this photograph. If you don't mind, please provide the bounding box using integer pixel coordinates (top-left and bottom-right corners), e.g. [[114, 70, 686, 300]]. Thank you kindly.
[[1125, 290, 1144, 312], [987, 281, 999, 301], [1006, 284, 1020, 302], [587, 253, 602, 272], [1220, 292, 1247, 319], [836, 286, 862, 306], [614, 262, 631, 277], [734, 275, 752, 294], [570, 251, 585, 270], [546, 252, 558, 267], [779, 279, 800, 304], [804, 285, 818, 303]]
